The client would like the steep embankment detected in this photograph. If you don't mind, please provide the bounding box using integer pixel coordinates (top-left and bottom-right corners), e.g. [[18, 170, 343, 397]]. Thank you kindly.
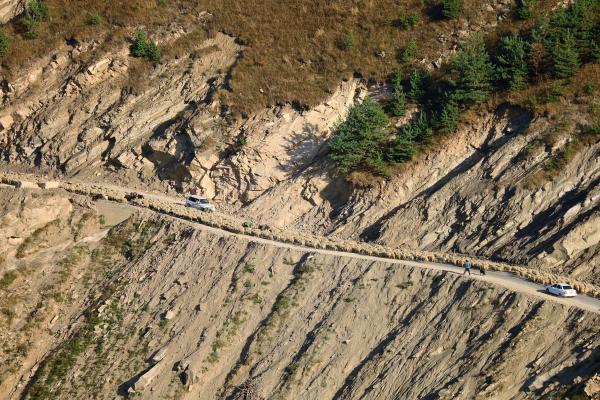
[[0, 187, 108, 396], [1, 208, 596, 400], [1, 0, 598, 301]]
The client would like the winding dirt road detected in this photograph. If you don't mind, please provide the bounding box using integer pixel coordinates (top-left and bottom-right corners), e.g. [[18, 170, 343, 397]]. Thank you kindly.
[[4, 172, 600, 313], [94, 200, 600, 314]]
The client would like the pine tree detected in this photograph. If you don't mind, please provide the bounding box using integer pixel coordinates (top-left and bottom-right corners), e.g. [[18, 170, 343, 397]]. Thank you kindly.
[[386, 131, 416, 163], [407, 69, 428, 103], [397, 112, 432, 143], [329, 97, 389, 175], [391, 68, 407, 117], [442, 0, 464, 19], [132, 32, 161, 62], [516, 0, 536, 20], [402, 38, 418, 62], [552, 30, 580, 78], [495, 34, 529, 90], [450, 35, 494, 105], [437, 99, 460, 133]]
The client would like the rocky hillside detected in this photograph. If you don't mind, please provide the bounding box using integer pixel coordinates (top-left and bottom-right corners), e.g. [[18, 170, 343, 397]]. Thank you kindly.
[[0, 196, 597, 399], [1, 0, 598, 284], [1, 0, 600, 398]]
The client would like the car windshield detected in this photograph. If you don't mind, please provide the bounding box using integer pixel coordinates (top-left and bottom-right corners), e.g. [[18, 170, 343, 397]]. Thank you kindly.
[[199, 199, 209, 204], [563, 285, 573, 290]]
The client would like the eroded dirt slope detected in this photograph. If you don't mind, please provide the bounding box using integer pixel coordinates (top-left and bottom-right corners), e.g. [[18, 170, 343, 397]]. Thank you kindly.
[[3, 207, 596, 400]]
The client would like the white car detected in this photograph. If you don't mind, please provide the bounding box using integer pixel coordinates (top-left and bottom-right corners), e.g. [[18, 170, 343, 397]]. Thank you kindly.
[[545, 283, 577, 297], [185, 195, 215, 212]]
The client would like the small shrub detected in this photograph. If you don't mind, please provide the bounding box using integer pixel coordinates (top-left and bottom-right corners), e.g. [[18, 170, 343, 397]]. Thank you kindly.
[[396, 13, 420, 28], [584, 83, 597, 95], [546, 81, 565, 102], [516, 0, 536, 20], [132, 31, 161, 62], [402, 38, 418, 62], [544, 136, 579, 173], [390, 68, 406, 117], [407, 69, 429, 102], [0, 30, 10, 57], [404, 112, 433, 143], [26, 0, 49, 20], [441, 0, 464, 19], [0, 271, 18, 290], [285, 362, 299, 375], [436, 99, 460, 133], [386, 131, 416, 163], [243, 263, 255, 273], [89, 14, 103, 26], [340, 32, 354, 51], [237, 135, 248, 146], [275, 295, 291, 312], [23, 0, 49, 39], [590, 115, 600, 134], [387, 112, 431, 163]]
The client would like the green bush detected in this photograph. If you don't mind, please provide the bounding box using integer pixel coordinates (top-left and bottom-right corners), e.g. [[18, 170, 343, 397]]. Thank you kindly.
[[329, 97, 389, 175], [436, 99, 461, 133], [0, 29, 10, 57], [402, 38, 418, 62], [551, 30, 580, 78], [546, 81, 565, 102], [441, 0, 464, 19], [533, 0, 600, 65], [23, 0, 49, 39], [89, 13, 103, 26], [386, 131, 416, 163], [495, 33, 529, 90], [407, 69, 429, 102], [404, 112, 433, 143], [396, 13, 420, 28], [132, 31, 161, 62], [591, 115, 600, 134], [386, 112, 432, 162], [390, 68, 407, 117], [449, 35, 494, 105], [516, 0, 536, 20], [340, 32, 354, 51], [26, 0, 49, 21]]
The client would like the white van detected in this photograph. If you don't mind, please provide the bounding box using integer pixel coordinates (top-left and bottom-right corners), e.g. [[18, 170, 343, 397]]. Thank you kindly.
[[185, 195, 215, 212]]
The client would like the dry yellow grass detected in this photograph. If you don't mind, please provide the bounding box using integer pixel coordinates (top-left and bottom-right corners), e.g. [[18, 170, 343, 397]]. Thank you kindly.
[[0, 0, 565, 115]]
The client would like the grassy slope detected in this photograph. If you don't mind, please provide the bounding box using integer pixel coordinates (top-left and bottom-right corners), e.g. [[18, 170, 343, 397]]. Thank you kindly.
[[0, 0, 559, 115]]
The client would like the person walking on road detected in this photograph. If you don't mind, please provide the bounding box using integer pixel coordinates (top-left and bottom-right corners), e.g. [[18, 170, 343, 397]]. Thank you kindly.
[[464, 259, 471, 276]]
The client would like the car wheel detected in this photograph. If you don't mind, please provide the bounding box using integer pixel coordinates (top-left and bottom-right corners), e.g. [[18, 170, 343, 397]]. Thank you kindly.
[[545, 288, 550, 294]]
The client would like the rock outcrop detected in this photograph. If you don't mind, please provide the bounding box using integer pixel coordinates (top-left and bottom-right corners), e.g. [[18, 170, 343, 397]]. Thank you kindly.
[[0, 0, 20, 23]]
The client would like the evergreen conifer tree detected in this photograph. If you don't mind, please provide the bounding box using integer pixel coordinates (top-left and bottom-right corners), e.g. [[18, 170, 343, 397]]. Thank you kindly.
[[552, 30, 580, 78]]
